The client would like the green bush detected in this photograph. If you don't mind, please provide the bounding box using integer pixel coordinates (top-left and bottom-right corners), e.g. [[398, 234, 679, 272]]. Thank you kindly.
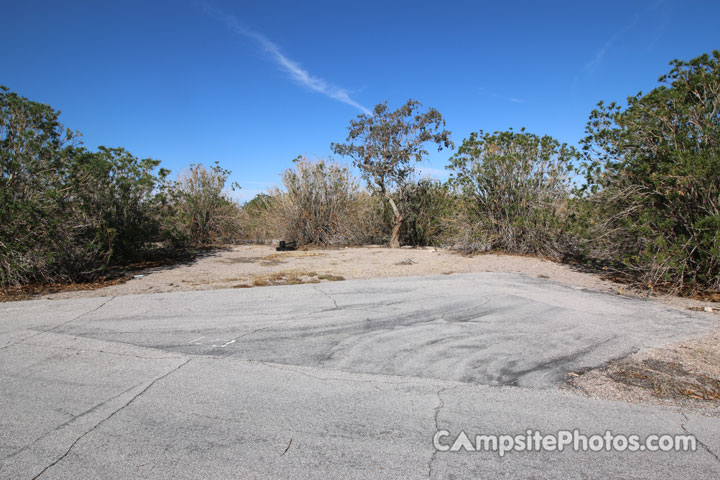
[[1, 86, 82, 284], [239, 193, 276, 244], [447, 129, 577, 258], [0, 86, 236, 287], [395, 178, 453, 247], [578, 51, 720, 292], [167, 163, 242, 246], [263, 157, 370, 245], [0, 87, 167, 284], [73, 147, 169, 262]]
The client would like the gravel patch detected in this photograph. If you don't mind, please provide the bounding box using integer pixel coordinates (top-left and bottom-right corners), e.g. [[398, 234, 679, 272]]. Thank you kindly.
[[567, 326, 720, 416]]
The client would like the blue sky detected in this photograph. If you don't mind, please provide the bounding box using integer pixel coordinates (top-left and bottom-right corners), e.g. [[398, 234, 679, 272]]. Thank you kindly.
[[2, 1, 718, 201]]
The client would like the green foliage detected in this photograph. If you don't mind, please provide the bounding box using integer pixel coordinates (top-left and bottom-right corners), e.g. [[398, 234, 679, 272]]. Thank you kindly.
[[73, 147, 168, 261], [0, 85, 94, 284], [447, 129, 577, 258], [0, 86, 238, 286], [263, 157, 370, 245], [396, 178, 453, 247], [4, 50, 718, 296], [578, 51, 720, 292], [331, 99, 453, 247], [167, 162, 242, 246], [239, 193, 276, 244], [243, 193, 274, 214]]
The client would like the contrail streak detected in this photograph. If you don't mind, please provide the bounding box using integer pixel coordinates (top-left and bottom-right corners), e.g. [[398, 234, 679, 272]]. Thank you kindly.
[[205, 6, 371, 114]]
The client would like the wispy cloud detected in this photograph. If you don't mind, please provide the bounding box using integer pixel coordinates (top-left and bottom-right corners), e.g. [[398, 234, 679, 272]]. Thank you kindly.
[[584, 28, 628, 73], [582, 1, 666, 73], [478, 86, 525, 104], [204, 5, 370, 115]]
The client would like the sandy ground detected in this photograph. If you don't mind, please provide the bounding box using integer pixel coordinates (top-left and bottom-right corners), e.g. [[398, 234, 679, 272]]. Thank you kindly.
[[39, 244, 720, 412], [44, 244, 625, 298], [40, 245, 713, 307]]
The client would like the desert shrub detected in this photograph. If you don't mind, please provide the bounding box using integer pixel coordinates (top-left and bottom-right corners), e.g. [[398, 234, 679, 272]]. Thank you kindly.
[[166, 163, 242, 246], [238, 193, 276, 243], [577, 51, 720, 292], [263, 157, 370, 245], [73, 147, 169, 262], [345, 179, 454, 248], [354, 192, 390, 245], [395, 178, 454, 246], [0, 86, 168, 285], [447, 129, 577, 258], [0, 86, 245, 287], [1, 86, 83, 284]]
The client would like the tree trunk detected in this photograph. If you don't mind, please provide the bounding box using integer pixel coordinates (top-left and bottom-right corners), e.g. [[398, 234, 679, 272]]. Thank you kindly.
[[390, 217, 402, 248], [385, 194, 402, 248]]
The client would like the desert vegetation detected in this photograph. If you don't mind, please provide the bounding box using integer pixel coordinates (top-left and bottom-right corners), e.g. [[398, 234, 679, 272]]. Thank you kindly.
[[446, 129, 577, 258], [1, 51, 718, 295], [0, 86, 241, 286], [256, 157, 380, 246], [574, 51, 720, 292], [330, 99, 453, 247]]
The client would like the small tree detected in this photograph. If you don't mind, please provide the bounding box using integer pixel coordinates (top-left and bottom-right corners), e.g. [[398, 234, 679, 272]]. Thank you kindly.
[[0, 85, 82, 284], [331, 99, 453, 247]]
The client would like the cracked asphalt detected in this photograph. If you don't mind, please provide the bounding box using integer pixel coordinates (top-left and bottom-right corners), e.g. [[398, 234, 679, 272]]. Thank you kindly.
[[1, 272, 719, 478]]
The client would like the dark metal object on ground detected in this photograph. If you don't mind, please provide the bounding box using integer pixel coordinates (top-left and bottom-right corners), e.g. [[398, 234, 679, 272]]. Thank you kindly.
[[276, 241, 297, 251]]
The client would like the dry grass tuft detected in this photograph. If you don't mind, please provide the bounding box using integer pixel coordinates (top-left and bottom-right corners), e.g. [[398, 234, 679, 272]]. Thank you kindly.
[[317, 274, 345, 281], [230, 270, 345, 289], [608, 359, 720, 402], [222, 257, 260, 264]]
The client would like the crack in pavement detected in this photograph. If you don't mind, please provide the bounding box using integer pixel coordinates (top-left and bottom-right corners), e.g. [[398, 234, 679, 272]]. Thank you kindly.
[[1, 297, 116, 351], [427, 385, 461, 479], [1, 381, 144, 463], [312, 285, 340, 310], [239, 359, 475, 479], [681, 412, 720, 464], [204, 311, 314, 354], [31, 357, 192, 479]]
